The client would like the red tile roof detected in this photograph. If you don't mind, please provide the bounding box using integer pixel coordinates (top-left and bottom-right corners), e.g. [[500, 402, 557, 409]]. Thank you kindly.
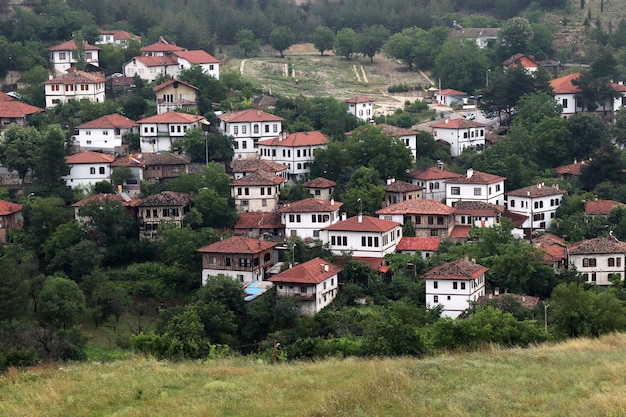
[[555, 160, 587, 176], [408, 167, 462, 181], [0, 200, 23, 215], [449, 225, 472, 239], [533, 233, 566, 245], [0, 92, 14, 101], [197, 235, 278, 254], [140, 152, 190, 166], [302, 177, 336, 188], [66, 151, 115, 164], [48, 40, 100, 51], [377, 123, 419, 137], [323, 215, 399, 232], [277, 198, 342, 213], [172, 50, 220, 64], [396, 237, 440, 252], [138, 111, 205, 124], [453, 201, 503, 216], [569, 236, 626, 255], [541, 244, 567, 264], [231, 158, 288, 174], [376, 199, 455, 216], [0, 101, 44, 118], [257, 131, 329, 147], [447, 169, 506, 184], [153, 79, 200, 92], [268, 257, 341, 284], [76, 113, 138, 129], [550, 73, 582, 94], [140, 38, 186, 53], [231, 170, 286, 186], [219, 108, 284, 123], [431, 118, 487, 129], [43, 70, 105, 85], [423, 258, 488, 280], [437, 89, 467, 96], [344, 96, 375, 103], [585, 200, 624, 216], [352, 257, 386, 272], [130, 56, 178, 67], [502, 211, 528, 228], [385, 180, 422, 193], [506, 183, 565, 198], [99, 29, 141, 41], [137, 191, 193, 207], [72, 193, 138, 207], [235, 212, 283, 230], [502, 53, 538, 68]]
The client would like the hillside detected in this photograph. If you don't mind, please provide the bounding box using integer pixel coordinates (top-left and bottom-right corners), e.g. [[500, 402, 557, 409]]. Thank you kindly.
[[3, 333, 626, 416]]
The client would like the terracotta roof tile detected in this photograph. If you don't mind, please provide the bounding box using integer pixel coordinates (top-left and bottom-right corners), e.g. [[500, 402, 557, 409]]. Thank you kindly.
[[172, 50, 220, 64], [0, 92, 15, 101], [437, 89, 467, 96], [302, 177, 336, 188], [449, 225, 472, 238], [385, 180, 422, 193], [231, 158, 288, 174], [377, 123, 419, 137], [48, 40, 100, 51], [506, 183, 565, 198], [344, 96, 375, 103], [219, 108, 283, 123], [0, 101, 44, 118], [550, 73, 582, 94], [140, 152, 190, 166], [569, 236, 626, 255], [447, 169, 506, 184], [231, 170, 286, 186], [138, 111, 205, 124], [153, 79, 199, 92], [99, 29, 141, 41], [502, 211, 528, 228], [376, 199, 455, 216], [423, 258, 488, 280], [0, 200, 23, 215], [585, 200, 624, 216], [197, 235, 277, 254], [277, 198, 342, 213], [396, 237, 440, 252], [66, 151, 115, 164], [43, 70, 105, 85], [76, 113, 138, 129], [555, 160, 588, 176], [323, 215, 399, 232], [257, 131, 329, 147], [72, 193, 138, 207], [268, 257, 341, 284], [235, 212, 283, 230], [129, 56, 178, 67], [431, 118, 487, 129], [137, 191, 193, 207], [140, 38, 186, 53], [453, 201, 503, 216], [408, 167, 463, 181]]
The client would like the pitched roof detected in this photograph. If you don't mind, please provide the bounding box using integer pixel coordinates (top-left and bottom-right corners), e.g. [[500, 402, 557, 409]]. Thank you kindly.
[[72, 193, 138, 207], [140, 38, 186, 53], [533, 233, 566, 245], [376, 123, 419, 137], [449, 225, 472, 239], [555, 160, 587, 176], [385, 180, 422, 193], [230, 170, 286, 186], [431, 118, 486, 129], [219, 108, 284, 123], [344, 96, 375, 103], [0, 101, 44, 118], [231, 158, 289, 174], [66, 151, 115, 164], [268, 257, 341, 284], [0, 200, 23, 215], [502, 211, 528, 228], [111, 153, 145, 167], [453, 201, 503, 216], [172, 50, 220, 64], [137, 111, 205, 124], [43, 70, 105, 85], [396, 237, 440, 252], [585, 200, 624, 216], [235, 212, 283, 230], [550, 73, 581, 94], [569, 236, 626, 255], [141, 152, 191, 166], [408, 167, 462, 181], [48, 40, 100, 51], [0, 92, 15, 101], [449, 28, 500, 39], [257, 131, 329, 147], [302, 177, 336, 188], [376, 199, 455, 216], [197, 235, 277, 254], [502, 53, 538, 68], [277, 198, 343, 213], [99, 29, 141, 41], [76, 113, 138, 129], [423, 258, 488, 280], [322, 215, 399, 233], [447, 169, 506, 184], [137, 191, 193, 207], [129, 56, 178, 67], [506, 183, 565, 198], [153, 79, 200, 92], [437, 89, 467, 96]]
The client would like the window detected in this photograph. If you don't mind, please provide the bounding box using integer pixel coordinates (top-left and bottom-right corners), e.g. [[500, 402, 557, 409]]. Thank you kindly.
[[461, 282, 466, 290], [562, 98, 568, 108], [253, 124, 259, 134], [289, 214, 295, 222], [234, 126, 238, 135], [453, 282, 458, 290], [583, 258, 597, 267], [99, 167, 105, 175], [433, 295, 439, 303], [90, 167, 96, 175], [241, 200, 249, 206], [244, 188, 249, 195], [239, 258, 251, 267], [300, 287, 307, 294], [273, 124, 278, 133], [451, 186, 460, 195], [265, 125, 270, 133], [591, 273, 597, 282], [430, 229, 439, 237], [226, 257, 231, 266], [242, 125, 247, 134], [59, 52, 66, 60], [474, 187, 482, 196], [496, 184, 501, 192], [510, 200, 515, 208], [433, 281, 438, 289]]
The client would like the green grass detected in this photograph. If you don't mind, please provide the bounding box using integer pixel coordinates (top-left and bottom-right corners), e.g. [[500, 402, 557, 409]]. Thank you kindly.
[[3, 333, 626, 416]]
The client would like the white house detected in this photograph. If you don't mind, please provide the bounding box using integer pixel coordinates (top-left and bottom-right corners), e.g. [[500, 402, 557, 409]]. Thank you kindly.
[[434, 89, 468, 107], [63, 151, 115, 190], [453, 200, 503, 229], [277, 198, 343, 240], [123, 56, 180, 82], [43, 71, 106, 108], [153, 79, 200, 115], [424, 257, 488, 318], [506, 182, 565, 234], [96, 30, 141, 48], [257, 130, 329, 184], [302, 177, 336, 200], [375, 199, 456, 239], [407, 166, 462, 202], [231, 158, 289, 181], [445, 168, 506, 207], [140, 37, 187, 56], [171, 50, 220, 80], [551, 72, 626, 120], [449, 27, 500, 49], [345, 96, 375, 121], [73, 113, 138, 153], [395, 236, 441, 260], [230, 170, 286, 213], [48, 40, 100, 74], [502, 53, 539, 73], [137, 112, 206, 153], [321, 214, 402, 258], [431, 118, 487, 157], [219, 109, 284, 160], [569, 235, 626, 285], [197, 236, 278, 285], [268, 257, 341, 316], [377, 123, 419, 160]]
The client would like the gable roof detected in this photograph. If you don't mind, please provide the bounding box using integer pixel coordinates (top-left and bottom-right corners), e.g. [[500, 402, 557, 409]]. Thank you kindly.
[[569, 236, 626, 255], [555, 159, 588, 176], [396, 237, 440, 252], [431, 118, 486, 129], [99, 29, 141, 41], [172, 50, 220, 64], [128, 56, 178, 68], [197, 235, 277, 254], [506, 183, 565, 198], [376, 199, 455, 216], [437, 89, 467, 96], [550, 73, 581, 94], [43, 70, 105, 85], [322, 215, 399, 233], [72, 193, 138, 207], [377, 123, 419, 137], [408, 167, 462, 181], [76, 113, 138, 130], [235, 212, 283, 230], [502, 53, 539, 68], [423, 257, 488, 280], [585, 200, 624, 216], [257, 131, 329, 147], [0, 101, 44, 118], [153, 79, 200, 93], [344, 96, 375, 103], [453, 201, 503, 216], [0, 200, 23, 216], [231, 170, 286, 186], [231, 158, 288, 174], [48, 40, 100, 51], [66, 151, 115, 164], [268, 257, 341, 284], [501, 211, 528, 228], [140, 37, 186, 53], [302, 177, 336, 188], [137, 111, 205, 124], [447, 169, 506, 184], [449, 28, 500, 39], [137, 191, 193, 207], [219, 108, 284, 123], [0, 92, 15, 101], [141, 152, 191, 166], [385, 180, 422, 193], [277, 198, 342, 213]]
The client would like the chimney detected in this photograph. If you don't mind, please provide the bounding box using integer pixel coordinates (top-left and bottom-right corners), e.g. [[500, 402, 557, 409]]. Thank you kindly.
[[445, 118, 449, 124], [323, 264, 329, 272], [436, 160, 444, 170], [466, 168, 474, 178], [358, 213, 362, 223], [386, 177, 395, 185], [494, 287, 500, 296], [341, 212, 347, 221], [471, 258, 476, 264], [257, 110, 261, 117], [331, 198, 334, 206]]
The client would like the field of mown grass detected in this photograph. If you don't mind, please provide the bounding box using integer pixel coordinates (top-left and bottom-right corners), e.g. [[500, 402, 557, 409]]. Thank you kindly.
[[3, 333, 626, 416]]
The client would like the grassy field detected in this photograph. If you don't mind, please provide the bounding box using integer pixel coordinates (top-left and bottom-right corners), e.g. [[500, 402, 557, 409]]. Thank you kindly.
[[3, 333, 626, 416]]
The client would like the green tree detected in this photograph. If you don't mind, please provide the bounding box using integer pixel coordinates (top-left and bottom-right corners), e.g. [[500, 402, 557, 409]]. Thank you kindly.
[[164, 308, 207, 359], [580, 146, 624, 191], [566, 113, 612, 160], [496, 17, 533, 61], [195, 275, 246, 322], [235, 29, 261, 57], [34, 125, 69, 195], [0, 255, 29, 321], [193, 187, 238, 229], [0, 125, 42, 183], [110, 166, 134, 189], [355, 25, 390, 62], [433, 37, 489, 92], [334, 28, 356, 59], [270, 26, 295, 58], [311, 26, 335, 56], [73, 31, 86, 71], [38, 276, 86, 329], [79, 199, 137, 247]]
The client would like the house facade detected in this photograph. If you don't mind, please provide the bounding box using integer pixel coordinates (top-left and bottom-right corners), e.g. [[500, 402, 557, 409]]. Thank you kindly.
[[568, 236, 626, 285], [63, 151, 115, 190], [110, 154, 144, 196], [431, 118, 487, 157], [197, 236, 278, 285], [73, 113, 138, 153], [231, 158, 289, 181], [48, 40, 100, 73], [268, 257, 341, 316], [123, 56, 180, 82], [445, 169, 506, 207], [453, 200, 502, 228], [72, 193, 138, 225], [234, 212, 285, 240], [257, 130, 329, 184], [506, 183, 565, 233], [219, 109, 284, 160], [0, 100, 44, 127], [384, 178, 423, 207], [136, 191, 193, 239], [138, 112, 205, 153], [424, 257, 488, 318], [550, 73, 626, 120], [171, 50, 220, 80], [302, 177, 336, 200], [230, 170, 286, 213], [140, 37, 186, 56], [153, 79, 200, 115], [345, 96, 374, 121], [0, 200, 23, 243], [502, 53, 539, 73], [434, 89, 468, 107], [321, 214, 402, 258], [407, 166, 462, 202], [395, 236, 440, 260], [43, 71, 106, 108], [376, 199, 456, 238], [140, 152, 191, 184], [277, 198, 343, 240], [96, 30, 141, 48]]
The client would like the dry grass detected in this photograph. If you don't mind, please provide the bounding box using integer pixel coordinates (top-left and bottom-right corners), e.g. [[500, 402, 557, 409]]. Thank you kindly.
[[4, 334, 626, 416]]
